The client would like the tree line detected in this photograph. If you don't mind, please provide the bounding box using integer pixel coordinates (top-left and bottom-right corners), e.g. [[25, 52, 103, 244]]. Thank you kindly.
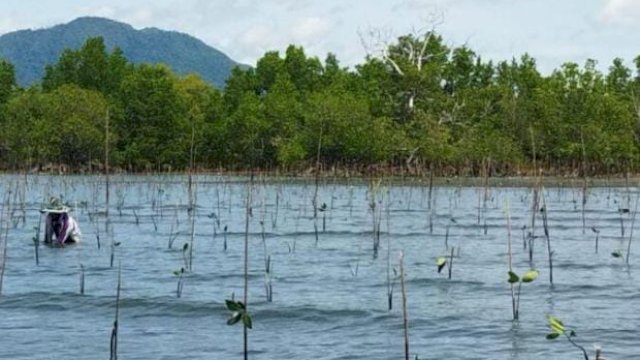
[[1, 34, 640, 175]]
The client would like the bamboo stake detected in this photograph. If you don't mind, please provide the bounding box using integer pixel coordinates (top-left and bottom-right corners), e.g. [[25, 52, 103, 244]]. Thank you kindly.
[[399, 251, 409, 360]]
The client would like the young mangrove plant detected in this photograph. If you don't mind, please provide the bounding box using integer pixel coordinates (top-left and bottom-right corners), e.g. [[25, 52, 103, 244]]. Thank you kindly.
[[229, 175, 254, 359], [260, 220, 273, 302], [174, 267, 185, 298], [507, 269, 539, 320], [591, 227, 600, 254], [368, 180, 383, 259], [545, 315, 592, 360], [618, 207, 629, 238], [182, 243, 190, 271], [540, 190, 553, 284], [436, 246, 455, 279], [319, 202, 327, 233], [506, 200, 540, 320], [611, 249, 624, 260], [225, 299, 253, 355], [223, 225, 228, 252], [109, 230, 120, 269], [386, 197, 395, 310]]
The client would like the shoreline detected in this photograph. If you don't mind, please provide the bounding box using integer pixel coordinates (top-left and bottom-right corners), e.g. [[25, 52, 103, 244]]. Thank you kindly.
[[2, 170, 638, 188]]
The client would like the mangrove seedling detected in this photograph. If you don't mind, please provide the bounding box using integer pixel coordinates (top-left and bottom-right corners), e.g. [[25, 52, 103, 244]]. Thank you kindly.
[[507, 269, 539, 320], [436, 256, 447, 274], [225, 299, 253, 360], [545, 315, 591, 360], [226, 299, 252, 328], [223, 225, 228, 252], [174, 267, 185, 298], [611, 250, 623, 259], [591, 227, 599, 253], [182, 243, 189, 271], [109, 239, 121, 268], [618, 208, 629, 237], [319, 202, 327, 233], [436, 246, 455, 279]]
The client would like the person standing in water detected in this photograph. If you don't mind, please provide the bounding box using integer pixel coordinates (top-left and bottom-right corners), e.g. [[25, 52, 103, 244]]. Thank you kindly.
[[42, 198, 81, 245]]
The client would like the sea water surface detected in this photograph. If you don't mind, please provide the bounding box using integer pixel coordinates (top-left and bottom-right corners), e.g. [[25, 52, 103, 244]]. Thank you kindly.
[[0, 175, 638, 359]]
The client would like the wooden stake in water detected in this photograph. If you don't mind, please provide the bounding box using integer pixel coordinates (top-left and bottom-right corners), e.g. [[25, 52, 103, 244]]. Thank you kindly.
[[448, 246, 455, 280], [540, 189, 553, 284], [79, 263, 85, 295], [243, 175, 254, 360], [33, 212, 42, 265], [591, 227, 600, 254], [110, 264, 121, 360], [0, 193, 11, 297], [626, 193, 639, 265], [399, 251, 409, 360], [505, 201, 517, 320]]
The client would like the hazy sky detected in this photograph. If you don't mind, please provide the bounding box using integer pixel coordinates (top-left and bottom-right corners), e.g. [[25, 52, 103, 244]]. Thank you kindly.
[[1, 0, 639, 73]]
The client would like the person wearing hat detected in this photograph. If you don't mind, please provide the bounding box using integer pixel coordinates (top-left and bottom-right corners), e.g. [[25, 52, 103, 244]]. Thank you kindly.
[[42, 197, 81, 245]]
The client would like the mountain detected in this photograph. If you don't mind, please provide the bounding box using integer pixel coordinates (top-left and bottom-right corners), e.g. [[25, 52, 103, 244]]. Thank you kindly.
[[0, 17, 244, 88]]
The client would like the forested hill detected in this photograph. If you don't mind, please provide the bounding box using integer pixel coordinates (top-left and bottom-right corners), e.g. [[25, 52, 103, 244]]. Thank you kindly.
[[0, 16, 242, 88]]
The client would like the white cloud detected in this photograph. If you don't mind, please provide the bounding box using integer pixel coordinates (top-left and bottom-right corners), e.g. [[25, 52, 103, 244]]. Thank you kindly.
[[600, 0, 640, 25]]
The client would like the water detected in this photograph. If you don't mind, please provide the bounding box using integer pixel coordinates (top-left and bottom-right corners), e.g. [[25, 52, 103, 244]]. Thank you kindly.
[[0, 175, 638, 359]]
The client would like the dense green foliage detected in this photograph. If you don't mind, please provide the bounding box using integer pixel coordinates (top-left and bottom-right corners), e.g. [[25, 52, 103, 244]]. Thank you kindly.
[[1, 32, 640, 175], [0, 17, 242, 88]]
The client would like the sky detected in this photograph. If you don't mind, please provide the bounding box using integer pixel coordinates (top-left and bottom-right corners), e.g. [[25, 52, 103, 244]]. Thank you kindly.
[[1, 0, 639, 73]]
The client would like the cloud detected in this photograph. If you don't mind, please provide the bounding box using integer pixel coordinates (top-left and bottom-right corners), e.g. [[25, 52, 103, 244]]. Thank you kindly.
[[600, 0, 640, 25]]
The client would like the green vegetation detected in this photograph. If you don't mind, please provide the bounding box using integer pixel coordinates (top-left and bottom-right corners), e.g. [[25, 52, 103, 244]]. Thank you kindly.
[[2, 31, 640, 175], [545, 315, 592, 360], [508, 269, 539, 320]]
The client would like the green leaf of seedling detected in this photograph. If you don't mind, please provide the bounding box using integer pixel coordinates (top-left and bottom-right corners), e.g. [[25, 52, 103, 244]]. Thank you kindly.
[[114, 242, 121, 247], [183, 243, 189, 251], [546, 332, 560, 340], [522, 270, 539, 283], [436, 257, 447, 273], [569, 330, 576, 337], [612, 250, 623, 258], [225, 300, 242, 312], [508, 271, 519, 284], [242, 313, 253, 329], [227, 312, 242, 325], [173, 270, 181, 276], [547, 315, 565, 333]]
